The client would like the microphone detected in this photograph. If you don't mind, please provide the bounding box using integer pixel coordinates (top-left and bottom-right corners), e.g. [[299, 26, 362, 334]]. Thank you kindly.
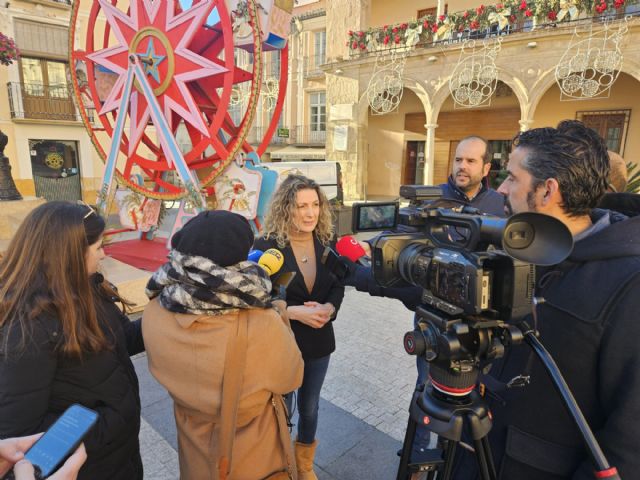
[[336, 236, 370, 267], [258, 248, 294, 300], [258, 248, 284, 276], [247, 249, 264, 263]]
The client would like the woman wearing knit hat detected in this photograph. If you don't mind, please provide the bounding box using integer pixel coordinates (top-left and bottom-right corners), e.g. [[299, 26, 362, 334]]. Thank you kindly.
[[254, 175, 345, 480], [142, 210, 303, 480]]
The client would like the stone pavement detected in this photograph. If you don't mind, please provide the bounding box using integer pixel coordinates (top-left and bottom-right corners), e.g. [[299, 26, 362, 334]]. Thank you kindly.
[[136, 287, 421, 479]]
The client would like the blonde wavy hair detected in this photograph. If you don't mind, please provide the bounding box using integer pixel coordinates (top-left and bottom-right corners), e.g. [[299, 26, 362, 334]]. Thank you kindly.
[[262, 174, 334, 248]]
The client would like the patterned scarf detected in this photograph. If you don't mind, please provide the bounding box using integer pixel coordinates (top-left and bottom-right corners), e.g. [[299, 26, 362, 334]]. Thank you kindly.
[[146, 250, 273, 315]]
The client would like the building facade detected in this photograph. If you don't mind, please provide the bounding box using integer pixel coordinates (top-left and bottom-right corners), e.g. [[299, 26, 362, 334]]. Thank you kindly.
[[320, 0, 640, 200], [1, 0, 638, 202], [0, 0, 105, 201]]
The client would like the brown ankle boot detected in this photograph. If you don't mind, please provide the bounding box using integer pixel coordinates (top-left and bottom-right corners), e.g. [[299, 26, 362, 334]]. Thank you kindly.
[[294, 440, 318, 480]]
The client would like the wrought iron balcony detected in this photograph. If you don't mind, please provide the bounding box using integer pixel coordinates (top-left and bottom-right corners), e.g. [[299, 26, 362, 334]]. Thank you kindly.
[[347, 4, 640, 58], [291, 125, 326, 145], [246, 126, 288, 145], [7, 82, 93, 122]]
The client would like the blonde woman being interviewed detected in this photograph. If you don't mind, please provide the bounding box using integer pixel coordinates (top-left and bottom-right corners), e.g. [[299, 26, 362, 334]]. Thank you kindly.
[[254, 175, 345, 480]]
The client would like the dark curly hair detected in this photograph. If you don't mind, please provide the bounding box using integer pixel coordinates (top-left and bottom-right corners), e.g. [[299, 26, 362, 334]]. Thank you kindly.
[[512, 120, 610, 217]]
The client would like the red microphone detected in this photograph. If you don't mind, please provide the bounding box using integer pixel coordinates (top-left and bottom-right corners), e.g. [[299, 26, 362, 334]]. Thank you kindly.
[[336, 236, 370, 266]]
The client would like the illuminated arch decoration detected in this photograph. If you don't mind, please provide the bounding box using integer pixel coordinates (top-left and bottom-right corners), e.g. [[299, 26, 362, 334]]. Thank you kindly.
[[69, 0, 292, 217], [555, 18, 628, 101], [365, 48, 410, 115], [449, 38, 502, 109]]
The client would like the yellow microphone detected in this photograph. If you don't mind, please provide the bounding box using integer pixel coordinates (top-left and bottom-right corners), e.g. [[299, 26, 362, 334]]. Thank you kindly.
[[258, 248, 284, 276]]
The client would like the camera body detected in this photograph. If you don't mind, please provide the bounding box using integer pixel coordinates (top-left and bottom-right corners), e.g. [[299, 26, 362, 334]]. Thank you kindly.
[[353, 185, 572, 394], [365, 185, 535, 323]]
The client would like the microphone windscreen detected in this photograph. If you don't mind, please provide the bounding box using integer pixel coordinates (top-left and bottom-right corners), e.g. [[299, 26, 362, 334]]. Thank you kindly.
[[247, 249, 264, 263], [336, 236, 367, 262], [258, 248, 285, 276]]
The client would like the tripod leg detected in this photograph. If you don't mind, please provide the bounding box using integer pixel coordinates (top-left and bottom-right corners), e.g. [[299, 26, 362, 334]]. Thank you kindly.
[[439, 439, 457, 480], [473, 439, 496, 480], [397, 415, 418, 480], [481, 437, 497, 479]]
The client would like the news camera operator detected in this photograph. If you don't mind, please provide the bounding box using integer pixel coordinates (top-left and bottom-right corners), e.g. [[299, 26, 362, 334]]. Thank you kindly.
[[453, 120, 640, 479]]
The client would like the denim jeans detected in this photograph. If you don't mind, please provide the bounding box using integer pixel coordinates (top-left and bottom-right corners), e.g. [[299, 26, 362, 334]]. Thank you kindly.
[[285, 354, 331, 444]]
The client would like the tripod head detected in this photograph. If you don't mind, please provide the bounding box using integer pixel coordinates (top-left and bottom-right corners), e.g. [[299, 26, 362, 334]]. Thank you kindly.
[[403, 306, 525, 397]]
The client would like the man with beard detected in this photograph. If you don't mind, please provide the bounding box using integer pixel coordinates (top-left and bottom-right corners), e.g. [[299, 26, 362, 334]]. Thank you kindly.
[[439, 135, 506, 217], [453, 120, 640, 480]]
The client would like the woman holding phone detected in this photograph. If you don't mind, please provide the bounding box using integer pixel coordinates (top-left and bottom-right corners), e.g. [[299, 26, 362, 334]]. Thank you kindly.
[[0, 202, 144, 479]]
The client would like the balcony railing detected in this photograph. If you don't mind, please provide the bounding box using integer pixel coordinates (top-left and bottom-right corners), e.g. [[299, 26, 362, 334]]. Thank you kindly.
[[246, 126, 288, 145], [347, 3, 640, 57], [7, 82, 92, 122], [291, 125, 326, 145], [246, 126, 326, 146]]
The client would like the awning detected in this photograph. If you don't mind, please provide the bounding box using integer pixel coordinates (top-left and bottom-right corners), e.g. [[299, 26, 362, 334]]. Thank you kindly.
[[269, 146, 326, 161]]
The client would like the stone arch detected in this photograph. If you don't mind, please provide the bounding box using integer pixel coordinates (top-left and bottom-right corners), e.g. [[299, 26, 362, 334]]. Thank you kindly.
[[430, 67, 529, 122], [528, 58, 640, 120]]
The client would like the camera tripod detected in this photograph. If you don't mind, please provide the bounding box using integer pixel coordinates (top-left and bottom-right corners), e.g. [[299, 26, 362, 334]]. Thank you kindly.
[[395, 321, 621, 480], [396, 380, 496, 480]]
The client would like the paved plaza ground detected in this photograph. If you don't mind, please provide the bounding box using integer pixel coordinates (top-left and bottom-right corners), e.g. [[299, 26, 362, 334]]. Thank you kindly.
[[134, 286, 421, 479]]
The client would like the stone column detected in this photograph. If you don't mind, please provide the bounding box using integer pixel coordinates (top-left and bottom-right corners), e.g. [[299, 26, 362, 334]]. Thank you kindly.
[[325, 0, 371, 200], [423, 123, 438, 186]]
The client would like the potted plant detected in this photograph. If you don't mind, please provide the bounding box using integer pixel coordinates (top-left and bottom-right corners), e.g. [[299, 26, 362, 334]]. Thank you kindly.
[[0, 32, 19, 66]]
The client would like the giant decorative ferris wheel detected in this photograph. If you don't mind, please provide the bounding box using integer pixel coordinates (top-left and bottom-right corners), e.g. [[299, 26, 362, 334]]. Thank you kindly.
[[69, 0, 291, 230]]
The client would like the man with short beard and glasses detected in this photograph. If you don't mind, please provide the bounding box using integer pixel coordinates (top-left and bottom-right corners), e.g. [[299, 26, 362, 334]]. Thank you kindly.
[[453, 120, 640, 480]]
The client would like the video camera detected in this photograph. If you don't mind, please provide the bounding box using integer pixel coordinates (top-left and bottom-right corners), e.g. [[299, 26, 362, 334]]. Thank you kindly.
[[351, 185, 573, 393]]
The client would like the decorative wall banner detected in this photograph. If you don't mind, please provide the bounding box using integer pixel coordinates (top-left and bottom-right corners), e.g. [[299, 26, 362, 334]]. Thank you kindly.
[[449, 38, 502, 109], [555, 18, 628, 100]]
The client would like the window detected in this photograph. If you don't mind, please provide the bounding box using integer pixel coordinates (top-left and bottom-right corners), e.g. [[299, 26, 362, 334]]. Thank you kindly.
[[18, 57, 75, 120], [21, 58, 70, 98], [577, 110, 631, 155], [418, 5, 446, 18], [309, 92, 326, 132], [314, 31, 326, 68]]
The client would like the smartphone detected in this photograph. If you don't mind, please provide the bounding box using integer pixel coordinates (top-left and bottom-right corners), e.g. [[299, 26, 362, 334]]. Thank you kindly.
[[22, 405, 97, 478]]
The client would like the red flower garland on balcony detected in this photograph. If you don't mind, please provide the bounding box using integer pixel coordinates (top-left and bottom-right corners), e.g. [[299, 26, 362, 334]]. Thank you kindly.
[[0, 32, 20, 66], [346, 0, 636, 53]]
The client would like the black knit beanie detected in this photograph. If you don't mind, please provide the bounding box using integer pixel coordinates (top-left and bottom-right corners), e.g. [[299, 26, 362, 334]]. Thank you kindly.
[[171, 210, 254, 267]]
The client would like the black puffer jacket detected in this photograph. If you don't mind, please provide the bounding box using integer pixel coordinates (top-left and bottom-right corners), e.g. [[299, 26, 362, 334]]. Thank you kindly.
[[0, 280, 144, 480], [454, 209, 640, 479]]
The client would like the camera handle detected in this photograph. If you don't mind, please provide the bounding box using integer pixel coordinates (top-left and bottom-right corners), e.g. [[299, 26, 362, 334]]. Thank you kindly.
[[519, 321, 621, 480]]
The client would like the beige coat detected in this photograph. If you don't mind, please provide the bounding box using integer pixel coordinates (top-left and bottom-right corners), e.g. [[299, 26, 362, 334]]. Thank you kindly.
[[143, 298, 304, 480]]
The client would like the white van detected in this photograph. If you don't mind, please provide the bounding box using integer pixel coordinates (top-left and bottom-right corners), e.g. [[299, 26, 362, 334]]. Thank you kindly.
[[262, 161, 343, 204]]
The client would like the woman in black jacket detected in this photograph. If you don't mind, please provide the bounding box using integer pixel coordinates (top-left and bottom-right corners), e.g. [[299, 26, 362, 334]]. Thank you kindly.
[[0, 201, 144, 480], [254, 174, 344, 480]]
